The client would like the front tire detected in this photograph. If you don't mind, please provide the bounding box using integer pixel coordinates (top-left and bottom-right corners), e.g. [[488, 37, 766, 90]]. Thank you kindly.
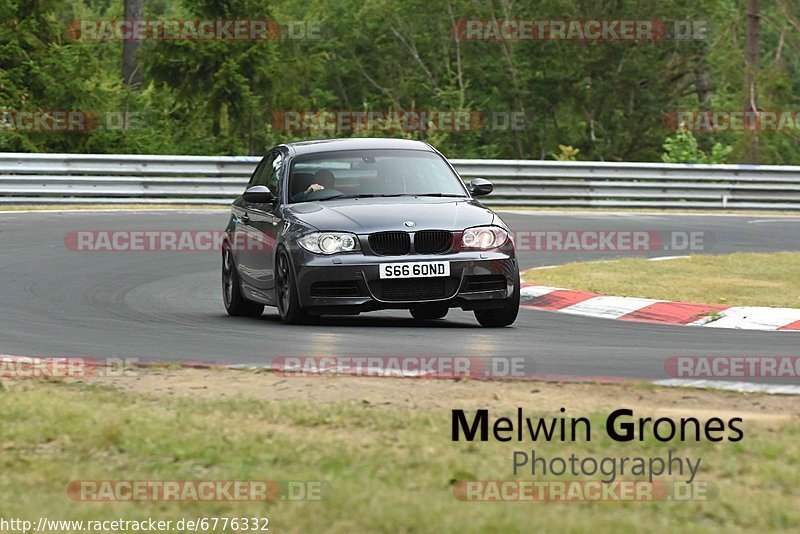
[[474, 275, 520, 327], [275, 247, 311, 324], [222, 245, 264, 317]]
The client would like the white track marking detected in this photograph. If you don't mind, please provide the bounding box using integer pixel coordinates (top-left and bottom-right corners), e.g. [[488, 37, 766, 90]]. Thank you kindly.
[[687, 315, 721, 327], [520, 286, 563, 299], [648, 255, 691, 261], [702, 307, 800, 330], [654, 379, 800, 395], [557, 296, 661, 319]]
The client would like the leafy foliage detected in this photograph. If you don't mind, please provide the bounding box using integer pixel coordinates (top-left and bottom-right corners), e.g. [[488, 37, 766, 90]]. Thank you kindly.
[[1, 0, 799, 162], [662, 126, 733, 164]]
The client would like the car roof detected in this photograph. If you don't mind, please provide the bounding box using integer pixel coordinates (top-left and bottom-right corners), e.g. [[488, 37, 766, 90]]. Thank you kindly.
[[281, 138, 435, 156]]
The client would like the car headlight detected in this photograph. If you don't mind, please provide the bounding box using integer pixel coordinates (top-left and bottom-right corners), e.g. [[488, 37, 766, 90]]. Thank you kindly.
[[461, 225, 509, 250], [297, 232, 361, 254]]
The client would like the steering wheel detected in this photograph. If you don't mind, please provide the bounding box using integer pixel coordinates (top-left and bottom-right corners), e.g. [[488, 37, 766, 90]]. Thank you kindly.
[[305, 188, 343, 201]]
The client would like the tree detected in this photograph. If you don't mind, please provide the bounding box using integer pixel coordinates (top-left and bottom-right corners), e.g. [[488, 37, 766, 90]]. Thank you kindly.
[[123, 0, 143, 86], [744, 0, 760, 163]]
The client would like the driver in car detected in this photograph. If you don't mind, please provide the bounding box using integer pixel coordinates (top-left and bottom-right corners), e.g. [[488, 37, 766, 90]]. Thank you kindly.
[[291, 169, 334, 202]]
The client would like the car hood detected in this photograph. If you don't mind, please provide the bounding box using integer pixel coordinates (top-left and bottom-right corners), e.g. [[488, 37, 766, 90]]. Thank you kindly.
[[285, 197, 498, 233]]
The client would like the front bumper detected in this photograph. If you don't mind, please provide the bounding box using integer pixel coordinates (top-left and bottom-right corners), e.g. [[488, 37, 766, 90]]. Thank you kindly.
[[290, 248, 519, 314]]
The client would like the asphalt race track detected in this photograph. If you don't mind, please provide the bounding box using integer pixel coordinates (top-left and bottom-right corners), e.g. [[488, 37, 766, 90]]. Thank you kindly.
[[1, 209, 798, 383]]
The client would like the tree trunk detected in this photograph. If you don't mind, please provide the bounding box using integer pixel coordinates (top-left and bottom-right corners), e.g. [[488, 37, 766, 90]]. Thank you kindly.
[[744, 0, 760, 163], [123, 0, 143, 87], [695, 67, 711, 108]]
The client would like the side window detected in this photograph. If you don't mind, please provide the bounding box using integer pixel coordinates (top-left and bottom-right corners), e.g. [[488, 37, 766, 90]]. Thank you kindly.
[[248, 153, 277, 189], [267, 153, 283, 197], [247, 158, 267, 187]]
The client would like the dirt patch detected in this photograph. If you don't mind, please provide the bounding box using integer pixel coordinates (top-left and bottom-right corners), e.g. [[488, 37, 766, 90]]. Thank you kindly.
[[86, 367, 800, 424]]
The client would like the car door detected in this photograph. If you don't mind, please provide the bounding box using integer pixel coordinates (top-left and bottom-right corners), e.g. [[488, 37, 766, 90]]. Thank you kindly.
[[232, 156, 266, 288], [239, 150, 284, 290]]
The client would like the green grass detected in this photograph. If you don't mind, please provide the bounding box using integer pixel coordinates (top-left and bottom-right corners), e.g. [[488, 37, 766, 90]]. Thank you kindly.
[[0, 380, 798, 532], [523, 252, 800, 308]]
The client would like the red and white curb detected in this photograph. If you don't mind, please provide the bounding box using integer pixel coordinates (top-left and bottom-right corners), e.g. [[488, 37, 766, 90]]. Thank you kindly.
[[520, 284, 800, 331]]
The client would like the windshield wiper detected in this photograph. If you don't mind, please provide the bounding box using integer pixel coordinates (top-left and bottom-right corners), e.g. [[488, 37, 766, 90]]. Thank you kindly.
[[336, 193, 410, 199], [337, 193, 464, 199], [413, 193, 465, 197], [312, 193, 346, 201]]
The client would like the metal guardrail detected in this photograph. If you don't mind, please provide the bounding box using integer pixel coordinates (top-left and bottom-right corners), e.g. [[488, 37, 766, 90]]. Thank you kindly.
[[2, 152, 800, 210]]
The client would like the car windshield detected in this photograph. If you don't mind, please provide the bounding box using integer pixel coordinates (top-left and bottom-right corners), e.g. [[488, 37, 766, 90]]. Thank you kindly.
[[287, 149, 467, 203]]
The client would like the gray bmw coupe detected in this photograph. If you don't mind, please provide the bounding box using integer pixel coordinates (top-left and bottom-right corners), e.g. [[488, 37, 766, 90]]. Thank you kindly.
[[222, 138, 519, 327]]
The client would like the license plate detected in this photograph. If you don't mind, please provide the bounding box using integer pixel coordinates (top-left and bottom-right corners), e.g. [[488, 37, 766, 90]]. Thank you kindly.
[[379, 261, 450, 279]]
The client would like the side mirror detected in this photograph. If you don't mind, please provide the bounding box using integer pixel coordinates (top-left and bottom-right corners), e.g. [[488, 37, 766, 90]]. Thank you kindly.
[[243, 185, 275, 204], [468, 178, 493, 196]]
